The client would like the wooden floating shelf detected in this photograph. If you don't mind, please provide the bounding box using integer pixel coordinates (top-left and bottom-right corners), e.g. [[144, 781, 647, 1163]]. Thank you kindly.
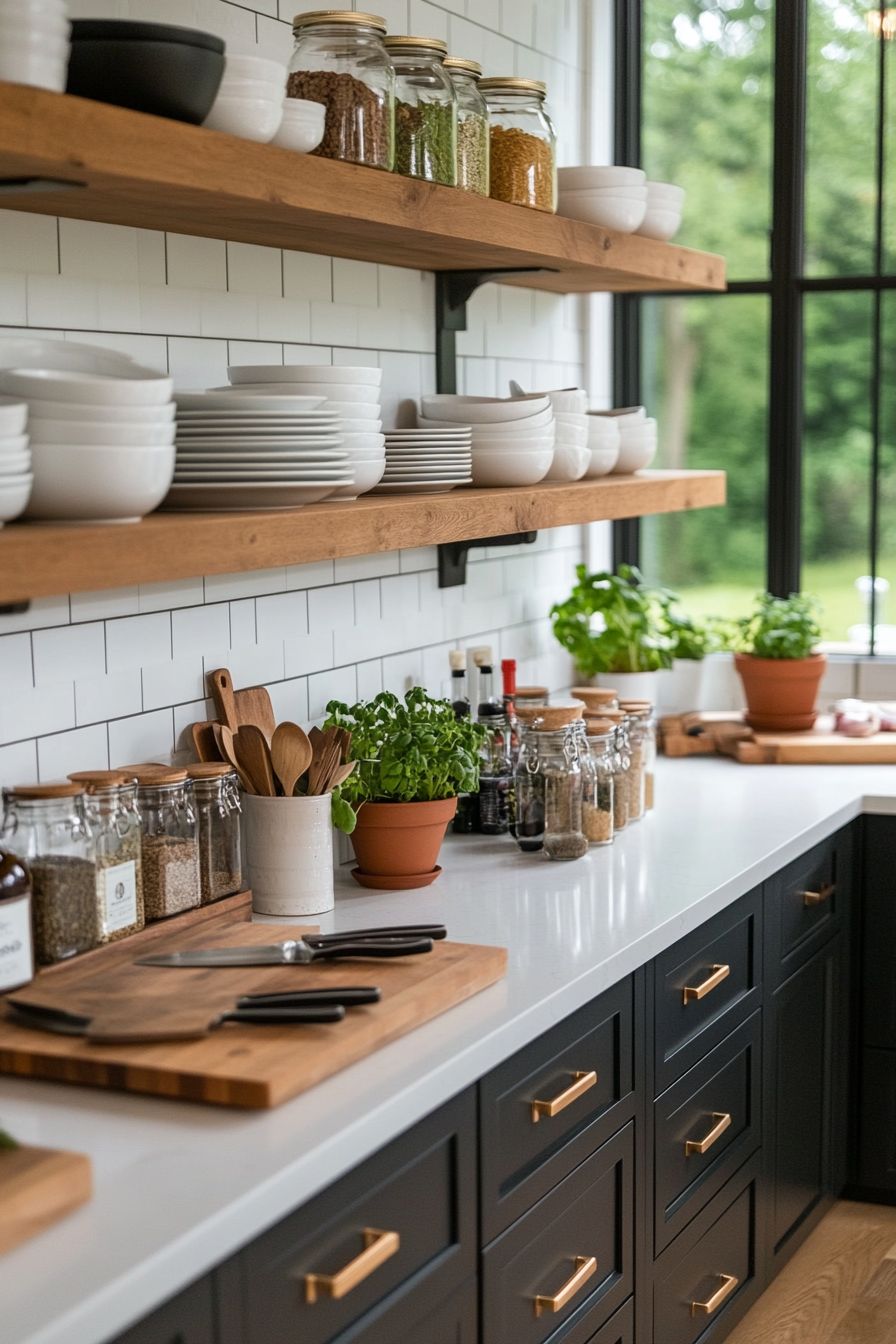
[[0, 471, 725, 603], [0, 85, 725, 296]]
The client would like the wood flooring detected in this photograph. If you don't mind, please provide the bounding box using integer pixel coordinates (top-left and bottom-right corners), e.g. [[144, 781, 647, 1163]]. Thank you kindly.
[[725, 1201, 896, 1344]]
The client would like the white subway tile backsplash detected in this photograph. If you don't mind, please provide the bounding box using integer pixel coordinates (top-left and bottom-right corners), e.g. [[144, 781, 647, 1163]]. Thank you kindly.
[[0, 633, 33, 693], [226, 642, 285, 688], [256, 591, 307, 644], [171, 603, 229, 661], [27, 275, 99, 331], [334, 553, 399, 583], [142, 656, 206, 711], [59, 219, 140, 284], [0, 209, 59, 274], [70, 587, 140, 623], [308, 664, 356, 720], [204, 567, 288, 601], [0, 272, 27, 326], [267, 676, 309, 726], [333, 259, 379, 308], [227, 242, 283, 298], [75, 669, 143, 727], [356, 658, 383, 701], [1, 683, 75, 745], [229, 598, 257, 649], [381, 573, 420, 623], [283, 252, 332, 304], [108, 709, 175, 768], [353, 580, 381, 627], [106, 612, 172, 672], [0, 596, 69, 635], [166, 234, 227, 292], [0, 739, 38, 787], [33, 622, 105, 687], [38, 724, 110, 781], [139, 578, 206, 612], [308, 583, 354, 633], [287, 559, 335, 589], [284, 631, 334, 679]]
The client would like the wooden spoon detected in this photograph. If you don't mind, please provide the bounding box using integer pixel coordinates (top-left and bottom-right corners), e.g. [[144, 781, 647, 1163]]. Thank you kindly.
[[271, 722, 313, 797], [235, 725, 277, 797], [191, 721, 221, 763]]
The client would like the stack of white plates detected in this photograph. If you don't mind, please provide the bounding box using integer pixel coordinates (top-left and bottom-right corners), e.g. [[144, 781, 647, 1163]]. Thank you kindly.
[[162, 390, 353, 511], [587, 406, 657, 474], [419, 394, 554, 487], [226, 365, 385, 500], [373, 428, 473, 494], [557, 166, 648, 234], [0, 0, 71, 93], [0, 397, 32, 525]]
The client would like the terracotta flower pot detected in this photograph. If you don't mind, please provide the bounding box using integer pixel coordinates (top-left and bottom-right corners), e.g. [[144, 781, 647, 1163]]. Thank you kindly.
[[350, 797, 458, 878], [734, 652, 827, 732]]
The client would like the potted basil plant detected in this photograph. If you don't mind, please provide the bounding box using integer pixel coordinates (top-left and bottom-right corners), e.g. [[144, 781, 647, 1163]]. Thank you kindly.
[[323, 689, 485, 889], [657, 600, 710, 712], [734, 592, 825, 731]]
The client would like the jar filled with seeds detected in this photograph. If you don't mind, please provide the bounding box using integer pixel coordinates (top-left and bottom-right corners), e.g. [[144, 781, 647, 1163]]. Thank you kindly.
[[288, 11, 395, 171], [384, 36, 457, 185], [132, 768, 200, 920], [443, 56, 489, 195], [479, 77, 556, 213], [187, 764, 243, 906], [69, 770, 144, 944], [581, 720, 615, 846], [602, 710, 629, 832], [618, 706, 646, 822], [619, 701, 657, 811], [513, 707, 587, 861], [0, 783, 97, 965]]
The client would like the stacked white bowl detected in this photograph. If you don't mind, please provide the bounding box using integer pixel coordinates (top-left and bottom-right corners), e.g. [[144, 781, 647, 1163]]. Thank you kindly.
[[588, 407, 657, 474], [583, 413, 620, 478], [519, 387, 589, 482], [0, 362, 175, 523], [203, 54, 286, 142], [273, 97, 325, 153], [0, 0, 71, 91], [636, 182, 686, 241], [226, 365, 385, 499], [418, 394, 554, 487], [0, 397, 33, 525], [557, 166, 648, 234]]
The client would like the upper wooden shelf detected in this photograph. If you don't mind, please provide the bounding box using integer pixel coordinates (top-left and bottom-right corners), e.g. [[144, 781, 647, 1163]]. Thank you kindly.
[[0, 85, 725, 296], [0, 471, 724, 603]]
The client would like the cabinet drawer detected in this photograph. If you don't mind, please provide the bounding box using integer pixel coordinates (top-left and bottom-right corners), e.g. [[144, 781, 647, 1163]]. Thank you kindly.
[[480, 976, 635, 1242], [483, 1122, 633, 1344], [354, 1275, 478, 1344], [585, 1298, 634, 1344], [241, 1088, 475, 1344], [112, 1276, 214, 1344], [654, 888, 762, 1095], [655, 1011, 761, 1255], [765, 832, 845, 981]]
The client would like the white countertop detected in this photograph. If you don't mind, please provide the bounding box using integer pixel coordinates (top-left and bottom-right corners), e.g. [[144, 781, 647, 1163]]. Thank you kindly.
[[3, 757, 896, 1344]]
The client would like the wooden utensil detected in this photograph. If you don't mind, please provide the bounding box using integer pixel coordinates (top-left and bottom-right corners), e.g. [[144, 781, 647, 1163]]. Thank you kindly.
[[271, 721, 313, 797], [215, 724, 255, 793], [235, 724, 277, 797], [236, 684, 276, 742], [191, 721, 222, 763], [207, 668, 240, 732]]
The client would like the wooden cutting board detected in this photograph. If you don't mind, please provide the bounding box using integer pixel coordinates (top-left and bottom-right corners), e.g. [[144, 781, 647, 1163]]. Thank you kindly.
[[0, 1144, 92, 1256], [0, 920, 507, 1109], [737, 732, 896, 764]]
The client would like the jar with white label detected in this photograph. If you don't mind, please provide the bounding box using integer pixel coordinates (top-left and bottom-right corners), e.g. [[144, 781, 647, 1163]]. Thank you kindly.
[[70, 771, 144, 943], [186, 764, 243, 906], [0, 848, 34, 991]]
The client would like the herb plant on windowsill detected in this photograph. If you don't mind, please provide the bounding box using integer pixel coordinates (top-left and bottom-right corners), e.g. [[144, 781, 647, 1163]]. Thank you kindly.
[[734, 592, 826, 732], [551, 564, 673, 700]]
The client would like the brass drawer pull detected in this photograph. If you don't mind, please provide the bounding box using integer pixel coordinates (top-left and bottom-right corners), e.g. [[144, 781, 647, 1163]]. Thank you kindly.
[[685, 1112, 732, 1156], [801, 881, 835, 907], [683, 964, 730, 1004], [531, 1070, 597, 1123], [691, 1273, 739, 1316], [533, 1255, 597, 1317], [303, 1227, 400, 1304]]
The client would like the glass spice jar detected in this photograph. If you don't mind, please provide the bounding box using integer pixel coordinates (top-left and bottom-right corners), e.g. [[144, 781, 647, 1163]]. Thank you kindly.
[[288, 11, 395, 171], [513, 716, 545, 852], [132, 768, 200, 920], [443, 56, 489, 195], [1, 783, 97, 965], [617, 707, 647, 822], [187, 764, 243, 906], [619, 701, 656, 813], [601, 710, 630, 832], [0, 847, 34, 991], [513, 707, 587, 860], [581, 720, 615, 846], [69, 771, 144, 944], [479, 77, 557, 213], [384, 36, 457, 185]]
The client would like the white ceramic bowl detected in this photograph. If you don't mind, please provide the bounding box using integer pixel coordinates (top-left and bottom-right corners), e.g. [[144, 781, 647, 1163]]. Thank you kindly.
[[613, 439, 657, 474], [28, 419, 177, 447], [543, 444, 590, 482], [636, 208, 682, 242], [228, 364, 382, 386], [0, 433, 29, 454], [585, 444, 620, 478], [25, 443, 175, 521], [325, 458, 386, 500], [542, 388, 588, 415], [554, 421, 589, 449], [340, 417, 383, 433], [340, 432, 386, 451], [469, 414, 555, 438], [0, 400, 27, 435], [0, 48, 66, 89], [646, 181, 686, 208], [419, 409, 555, 433], [557, 165, 646, 191], [0, 366, 174, 406], [470, 449, 553, 487], [272, 100, 326, 153], [322, 400, 381, 420], [558, 191, 647, 233], [27, 397, 175, 424], [218, 76, 286, 100], [589, 406, 646, 428], [203, 95, 283, 142], [0, 474, 32, 524], [0, 336, 150, 378], [555, 409, 588, 424], [422, 393, 550, 424], [223, 53, 287, 85], [0, 451, 31, 474], [473, 433, 555, 453]]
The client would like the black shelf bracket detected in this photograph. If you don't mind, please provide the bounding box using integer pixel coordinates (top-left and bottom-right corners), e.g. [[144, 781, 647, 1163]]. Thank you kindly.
[[435, 269, 553, 396], [438, 531, 537, 588], [0, 601, 30, 616]]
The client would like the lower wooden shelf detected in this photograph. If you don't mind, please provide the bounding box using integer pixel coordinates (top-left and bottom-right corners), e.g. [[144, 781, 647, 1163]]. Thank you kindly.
[[0, 470, 725, 603]]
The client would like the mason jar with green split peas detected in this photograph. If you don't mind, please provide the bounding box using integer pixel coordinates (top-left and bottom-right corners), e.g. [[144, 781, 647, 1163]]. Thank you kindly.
[[443, 55, 489, 195], [383, 35, 457, 186]]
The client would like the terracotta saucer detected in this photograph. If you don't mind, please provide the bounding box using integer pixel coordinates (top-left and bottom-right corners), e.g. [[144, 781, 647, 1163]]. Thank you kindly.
[[350, 865, 442, 891]]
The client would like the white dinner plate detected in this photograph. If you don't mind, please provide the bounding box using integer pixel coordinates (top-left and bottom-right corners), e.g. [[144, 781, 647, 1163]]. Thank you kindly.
[[368, 480, 470, 494], [161, 482, 340, 509], [175, 435, 344, 450], [175, 392, 327, 412], [176, 414, 338, 427], [174, 470, 354, 482], [176, 452, 349, 466]]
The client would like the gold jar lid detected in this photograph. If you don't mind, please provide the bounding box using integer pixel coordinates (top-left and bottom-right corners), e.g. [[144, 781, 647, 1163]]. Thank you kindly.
[[383, 35, 448, 55], [479, 76, 547, 98], [130, 766, 188, 786], [443, 56, 482, 78], [11, 782, 84, 798], [293, 10, 386, 32]]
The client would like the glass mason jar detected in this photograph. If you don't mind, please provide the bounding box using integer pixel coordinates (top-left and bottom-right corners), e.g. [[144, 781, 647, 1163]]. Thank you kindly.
[[132, 768, 200, 920], [477, 707, 512, 835], [0, 783, 96, 965], [617, 708, 646, 822], [479, 77, 557, 213], [515, 685, 549, 709], [580, 721, 615, 846], [601, 710, 630, 832], [70, 770, 144, 944], [443, 56, 489, 195], [384, 36, 457, 185], [187, 764, 243, 906], [288, 11, 395, 170], [514, 718, 587, 860], [619, 701, 656, 812]]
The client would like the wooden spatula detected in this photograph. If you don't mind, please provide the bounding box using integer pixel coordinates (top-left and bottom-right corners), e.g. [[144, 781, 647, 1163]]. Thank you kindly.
[[215, 724, 255, 793], [235, 724, 277, 797], [191, 721, 222, 762], [271, 722, 313, 797]]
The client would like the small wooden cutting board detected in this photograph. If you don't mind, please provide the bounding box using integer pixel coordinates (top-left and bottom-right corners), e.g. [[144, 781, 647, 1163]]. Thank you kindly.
[[0, 1145, 92, 1256]]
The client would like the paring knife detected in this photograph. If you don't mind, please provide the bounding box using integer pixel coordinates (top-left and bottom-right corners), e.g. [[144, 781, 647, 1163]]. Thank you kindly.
[[5, 998, 346, 1042], [134, 936, 433, 968]]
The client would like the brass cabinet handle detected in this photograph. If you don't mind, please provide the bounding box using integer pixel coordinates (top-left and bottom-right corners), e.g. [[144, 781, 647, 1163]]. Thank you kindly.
[[685, 1111, 732, 1156], [303, 1228, 400, 1304], [801, 881, 835, 907], [531, 1070, 597, 1123], [691, 1273, 739, 1316], [533, 1255, 597, 1317], [683, 964, 730, 1004]]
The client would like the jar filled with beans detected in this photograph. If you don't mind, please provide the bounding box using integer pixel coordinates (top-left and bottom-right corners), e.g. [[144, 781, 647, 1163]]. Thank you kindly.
[[443, 56, 489, 195], [132, 768, 200, 919], [69, 770, 144, 944], [479, 77, 556, 213], [288, 11, 395, 171], [384, 36, 457, 186]]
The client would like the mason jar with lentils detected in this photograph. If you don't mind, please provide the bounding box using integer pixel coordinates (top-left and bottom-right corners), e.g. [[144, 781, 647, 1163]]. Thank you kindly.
[[288, 11, 395, 170], [479, 77, 556, 213]]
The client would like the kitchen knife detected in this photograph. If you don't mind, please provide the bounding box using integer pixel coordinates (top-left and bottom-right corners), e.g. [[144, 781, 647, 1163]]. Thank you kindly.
[[237, 987, 381, 1009], [5, 998, 345, 1041], [303, 924, 447, 945], [134, 936, 433, 968]]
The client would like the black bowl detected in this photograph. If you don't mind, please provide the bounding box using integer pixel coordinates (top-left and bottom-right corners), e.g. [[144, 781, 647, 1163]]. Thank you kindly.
[[66, 20, 225, 125]]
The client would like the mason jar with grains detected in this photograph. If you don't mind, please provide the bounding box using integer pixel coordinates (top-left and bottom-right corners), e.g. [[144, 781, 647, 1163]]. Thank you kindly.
[[443, 56, 489, 195], [69, 770, 144, 944], [601, 709, 630, 833], [581, 719, 615, 846], [513, 706, 587, 861], [288, 11, 395, 170], [618, 701, 656, 812], [186, 764, 243, 906], [479, 77, 557, 212], [1, 783, 97, 965], [384, 36, 457, 185], [132, 767, 200, 920]]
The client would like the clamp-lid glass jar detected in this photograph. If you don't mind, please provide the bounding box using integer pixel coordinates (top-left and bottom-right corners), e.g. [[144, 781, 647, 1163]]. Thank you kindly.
[[601, 710, 630, 832], [443, 56, 488, 195], [479, 77, 556, 213], [619, 701, 655, 815], [69, 770, 144, 943], [1, 783, 97, 964], [0, 847, 33, 991], [384, 36, 456, 185], [513, 707, 587, 860], [581, 720, 615, 846], [515, 685, 549, 709], [187, 764, 243, 906], [132, 767, 200, 920], [288, 11, 394, 170]]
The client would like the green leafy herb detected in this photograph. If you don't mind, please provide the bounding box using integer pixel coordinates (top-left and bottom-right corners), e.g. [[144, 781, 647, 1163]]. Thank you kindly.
[[551, 564, 674, 676], [330, 788, 357, 835], [659, 599, 710, 661], [740, 591, 822, 660], [323, 688, 486, 805], [0, 1128, 19, 1151]]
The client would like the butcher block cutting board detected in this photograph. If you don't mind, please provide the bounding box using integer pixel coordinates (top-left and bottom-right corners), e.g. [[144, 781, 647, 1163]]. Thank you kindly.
[[0, 1144, 92, 1256], [0, 920, 507, 1109]]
